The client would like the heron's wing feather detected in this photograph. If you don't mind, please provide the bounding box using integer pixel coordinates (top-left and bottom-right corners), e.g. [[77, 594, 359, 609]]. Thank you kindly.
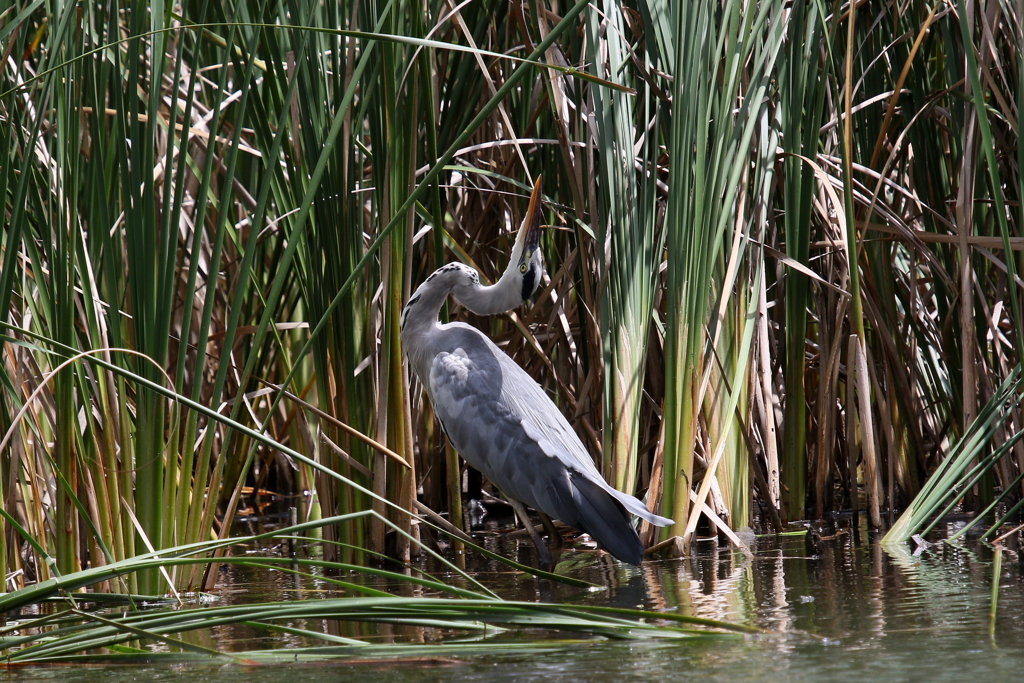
[[426, 328, 529, 491], [496, 353, 673, 527], [426, 324, 672, 559]]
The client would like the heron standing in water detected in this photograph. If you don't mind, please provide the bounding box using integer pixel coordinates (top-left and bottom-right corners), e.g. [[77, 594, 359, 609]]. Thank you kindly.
[[400, 176, 672, 569]]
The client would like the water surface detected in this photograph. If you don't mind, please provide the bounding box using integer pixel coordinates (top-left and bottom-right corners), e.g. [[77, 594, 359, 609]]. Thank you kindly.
[[6, 522, 1023, 682]]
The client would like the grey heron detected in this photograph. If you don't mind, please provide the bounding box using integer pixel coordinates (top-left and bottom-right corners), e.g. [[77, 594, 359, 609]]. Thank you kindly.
[[400, 177, 673, 569]]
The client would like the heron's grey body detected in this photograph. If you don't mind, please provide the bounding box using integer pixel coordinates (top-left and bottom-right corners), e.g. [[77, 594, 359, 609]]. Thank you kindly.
[[400, 178, 672, 566]]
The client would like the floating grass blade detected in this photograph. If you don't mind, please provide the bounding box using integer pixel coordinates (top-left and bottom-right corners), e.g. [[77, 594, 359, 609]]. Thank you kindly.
[[1, 596, 747, 664]]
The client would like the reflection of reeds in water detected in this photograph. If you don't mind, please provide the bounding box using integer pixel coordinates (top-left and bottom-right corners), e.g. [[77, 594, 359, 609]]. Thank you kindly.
[[638, 532, 1023, 645], [0, 0, 1022, 597]]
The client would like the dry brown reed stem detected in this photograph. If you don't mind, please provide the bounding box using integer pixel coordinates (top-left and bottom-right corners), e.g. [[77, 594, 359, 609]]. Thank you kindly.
[[854, 337, 882, 529]]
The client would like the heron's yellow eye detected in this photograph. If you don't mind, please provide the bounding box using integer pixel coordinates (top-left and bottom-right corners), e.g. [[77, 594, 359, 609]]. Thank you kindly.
[[519, 263, 528, 274]]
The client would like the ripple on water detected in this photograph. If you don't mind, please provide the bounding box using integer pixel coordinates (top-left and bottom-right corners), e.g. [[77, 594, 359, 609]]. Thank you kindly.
[[6, 525, 1024, 683]]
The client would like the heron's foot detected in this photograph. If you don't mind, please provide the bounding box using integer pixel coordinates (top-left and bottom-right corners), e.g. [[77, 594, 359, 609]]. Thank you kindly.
[[508, 498, 557, 573], [538, 512, 564, 569], [537, 543, 556, 573], [538, 513, 563, 548]]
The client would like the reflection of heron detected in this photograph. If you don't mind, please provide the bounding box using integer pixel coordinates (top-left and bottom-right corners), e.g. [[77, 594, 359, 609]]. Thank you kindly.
[[400, 177, 672, 569]]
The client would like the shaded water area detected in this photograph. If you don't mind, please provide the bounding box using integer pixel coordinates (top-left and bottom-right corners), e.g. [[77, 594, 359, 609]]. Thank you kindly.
[[6, 511, 1024, 683]]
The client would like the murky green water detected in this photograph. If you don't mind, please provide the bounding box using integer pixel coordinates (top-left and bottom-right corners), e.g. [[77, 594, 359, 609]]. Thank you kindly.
[[6, 521, 1024, 682]]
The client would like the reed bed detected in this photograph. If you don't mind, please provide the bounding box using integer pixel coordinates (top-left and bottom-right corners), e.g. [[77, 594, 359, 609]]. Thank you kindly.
[[0, 0, 1021, 610]]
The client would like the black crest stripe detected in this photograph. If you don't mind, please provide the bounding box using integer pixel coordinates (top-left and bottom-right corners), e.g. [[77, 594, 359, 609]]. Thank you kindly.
[[520, 266, 536, 301]]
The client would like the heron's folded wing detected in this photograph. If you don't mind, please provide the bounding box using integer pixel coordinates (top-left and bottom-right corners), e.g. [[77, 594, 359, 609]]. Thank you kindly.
[[426, 330, 585, 512], [496, 353, 673, 527], [427, 326, 672, 529], [426, 332, 526, 491]]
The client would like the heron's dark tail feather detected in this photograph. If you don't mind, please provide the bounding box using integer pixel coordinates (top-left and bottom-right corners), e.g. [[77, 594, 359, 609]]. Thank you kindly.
[[570, 474, 645, 566]]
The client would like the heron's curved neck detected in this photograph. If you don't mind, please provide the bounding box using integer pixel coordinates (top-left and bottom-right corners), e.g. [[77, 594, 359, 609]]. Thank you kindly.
[[400, 263, 522, 337], [455, 272, 525, 316]]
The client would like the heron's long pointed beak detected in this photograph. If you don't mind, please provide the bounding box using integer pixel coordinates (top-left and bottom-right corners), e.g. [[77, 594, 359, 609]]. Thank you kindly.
[[517, 175, 544, 255]]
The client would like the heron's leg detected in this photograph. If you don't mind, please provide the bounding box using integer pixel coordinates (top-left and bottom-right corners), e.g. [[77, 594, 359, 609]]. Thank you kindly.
[[537, 512, 563, 565], [507, 498, 554, 571]]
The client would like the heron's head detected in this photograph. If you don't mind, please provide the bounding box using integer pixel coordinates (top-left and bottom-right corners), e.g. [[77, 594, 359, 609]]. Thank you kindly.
[[444, 176, 545, 318], [509, 175, 545, 302]]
